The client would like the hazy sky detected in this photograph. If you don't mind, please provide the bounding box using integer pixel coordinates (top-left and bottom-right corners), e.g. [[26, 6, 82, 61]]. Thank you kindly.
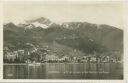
[[3, 1, 124, 29]]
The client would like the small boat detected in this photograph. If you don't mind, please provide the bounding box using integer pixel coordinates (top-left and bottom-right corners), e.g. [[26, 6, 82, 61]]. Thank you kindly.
[[28, 63, 35, 66], [35, 63, 41, 65], [28, 62, 41, 66]]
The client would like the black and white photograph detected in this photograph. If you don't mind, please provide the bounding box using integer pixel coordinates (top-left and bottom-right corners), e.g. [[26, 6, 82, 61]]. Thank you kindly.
[[2, 1, 124, 80]]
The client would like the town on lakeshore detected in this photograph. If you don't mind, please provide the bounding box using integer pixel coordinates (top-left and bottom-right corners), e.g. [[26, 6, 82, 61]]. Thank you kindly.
[[3, 43, 123, 64]]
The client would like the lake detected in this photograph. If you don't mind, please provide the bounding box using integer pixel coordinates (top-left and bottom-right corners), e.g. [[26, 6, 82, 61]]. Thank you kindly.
[[3, 63, 123, 79]]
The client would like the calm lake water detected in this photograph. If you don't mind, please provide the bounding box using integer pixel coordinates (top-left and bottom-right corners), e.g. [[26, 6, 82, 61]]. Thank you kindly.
[[3, 63, 123, 79]]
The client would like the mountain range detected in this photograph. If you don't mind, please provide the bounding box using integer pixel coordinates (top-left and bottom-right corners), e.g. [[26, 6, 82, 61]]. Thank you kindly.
[[3, 17, 123, 57]]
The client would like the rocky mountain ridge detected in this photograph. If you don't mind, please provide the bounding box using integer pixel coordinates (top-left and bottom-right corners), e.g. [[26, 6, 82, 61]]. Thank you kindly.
[[4, 17, 123, 58]]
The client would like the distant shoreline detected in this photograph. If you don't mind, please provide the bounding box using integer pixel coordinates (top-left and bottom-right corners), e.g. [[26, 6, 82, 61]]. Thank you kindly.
[[3, 62, 122, 65]]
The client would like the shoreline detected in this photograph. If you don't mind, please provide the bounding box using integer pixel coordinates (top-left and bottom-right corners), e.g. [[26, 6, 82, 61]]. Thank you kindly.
[[3, 62, 122, 65]]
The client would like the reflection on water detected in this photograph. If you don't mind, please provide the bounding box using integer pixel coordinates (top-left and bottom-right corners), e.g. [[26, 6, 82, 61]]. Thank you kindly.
[[3, 63, 123, 79]]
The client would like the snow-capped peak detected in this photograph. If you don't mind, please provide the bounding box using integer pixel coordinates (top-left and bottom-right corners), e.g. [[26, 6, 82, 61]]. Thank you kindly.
[[24, 17, 55, 29], [32, 22, 48, 29]]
